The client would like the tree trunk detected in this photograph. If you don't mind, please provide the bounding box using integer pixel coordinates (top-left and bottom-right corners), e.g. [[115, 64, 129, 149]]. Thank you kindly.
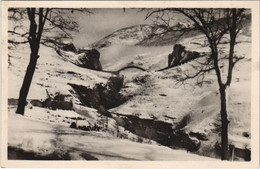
[[16, 53, 38, 115], [219, 86, 229, 160]]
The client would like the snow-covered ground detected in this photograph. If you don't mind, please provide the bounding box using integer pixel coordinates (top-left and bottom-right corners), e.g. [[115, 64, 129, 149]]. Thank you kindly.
[[8, 44, 110, 101], [105, 33, 251, 158], [7, 12, 251, 160], [8, 107, 216, 161]]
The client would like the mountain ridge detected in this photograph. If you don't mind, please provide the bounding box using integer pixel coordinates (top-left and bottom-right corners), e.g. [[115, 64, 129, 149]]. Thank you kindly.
[[90, 13, 251, 49]]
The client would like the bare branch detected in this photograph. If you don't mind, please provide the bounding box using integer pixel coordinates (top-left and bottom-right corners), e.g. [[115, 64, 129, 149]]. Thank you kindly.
[[8, 39, 29, 44]]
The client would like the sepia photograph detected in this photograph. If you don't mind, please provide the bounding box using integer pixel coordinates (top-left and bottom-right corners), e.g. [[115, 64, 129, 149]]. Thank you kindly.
[[1, 1, 259, 168]]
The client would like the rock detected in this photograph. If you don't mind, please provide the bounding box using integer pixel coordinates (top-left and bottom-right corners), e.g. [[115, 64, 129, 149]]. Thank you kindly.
[[229, 144, 251, 161], [168, 44, 185, 67], [43, 98, 52, 108], [114, 115, 173, 146], [57, 48, 102, 71], [169, 131, 201, 152], [78, 49, 102, 71], [52, 100, 73, 110], [70, 122, 77, 129], [30, 99, 44, 107], [62, 43, 77, 53], [53, 93, 72, 102], [97, 81, 123, 109], [107, 75, 124, 92], [189, 132, 208, 141], [242, 132, 250, 138], [69, 75, 124, 110], [98, 105, 112, 117], [42, 97, 73, 110], [168, 44, 200, 67], [68, 83, 101, 109]]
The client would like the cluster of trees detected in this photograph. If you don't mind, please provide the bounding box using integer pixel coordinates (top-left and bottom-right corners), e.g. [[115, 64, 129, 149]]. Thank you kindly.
[[9, 7, 248, 160]]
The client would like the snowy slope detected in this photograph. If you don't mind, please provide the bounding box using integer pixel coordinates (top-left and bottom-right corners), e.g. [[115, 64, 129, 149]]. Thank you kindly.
[[90, 24, 165, 49], [8, 41, 218, 161], [8, 108, 216, 161], [7, 13, 251, 160], [8, 44, 110, 100], [108, 32, 251, 158]]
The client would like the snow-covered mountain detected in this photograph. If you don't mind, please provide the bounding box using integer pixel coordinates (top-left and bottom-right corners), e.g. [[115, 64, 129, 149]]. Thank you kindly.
[[90, 24, 202, 49], [7, 13, 252, 161], [90, 14, 251, 49], [90, 24, 165, 48]]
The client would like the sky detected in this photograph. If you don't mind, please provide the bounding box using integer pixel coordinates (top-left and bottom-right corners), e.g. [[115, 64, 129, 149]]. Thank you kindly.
[[72, 9, 152, 48]]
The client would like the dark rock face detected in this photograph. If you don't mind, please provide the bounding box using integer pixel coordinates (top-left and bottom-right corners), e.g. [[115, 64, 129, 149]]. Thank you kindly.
[[113, 114, 201, 151], [168, 44, 185, 67], [116, 115, 173, 145], [107, 76, 124, 92], [97, 78, 123, 109], [56, 43, 103, 71], [78, 49, 102, 71], [42, 97, 73, 110], [62, 43, 77, 53], [53, 93, 71, 102], [69, 75, 124, 110], [30, 100, 44, 107], [29, 93, 73, 110], [69, 83, 101, 109], [100, 76, 124, 109], [98, 105, 112, 117], [168, 44, 200, 67], [169, 131, 201, 152], [189, 132, 208, 141], [70, 122, 77, 129], [229, 144, 251, 161]]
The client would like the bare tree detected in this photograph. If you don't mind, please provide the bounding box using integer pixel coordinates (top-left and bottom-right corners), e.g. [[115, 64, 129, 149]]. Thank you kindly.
[[146, 8, 248, 160], [8, 8, 90, 49], [8, 8, 90, 115]]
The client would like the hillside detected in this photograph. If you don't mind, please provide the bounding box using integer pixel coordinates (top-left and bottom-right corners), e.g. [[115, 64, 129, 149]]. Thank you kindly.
[[90, 14, 251, 49], [90, 24, 164, 48], [90, 24, 201, 49], [7, 12, 251, 161], [8, 42, 221, 161]]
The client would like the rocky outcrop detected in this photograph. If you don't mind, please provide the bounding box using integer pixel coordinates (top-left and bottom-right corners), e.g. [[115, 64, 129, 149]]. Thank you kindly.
[[62, 42, 77, 53], [30, 100, 44, 107], [56, 43, 102, 71], [68, 83, 100, 109], [43, 97, 73, 110], [98, 105, 112, 117], [29, 93, 73, 110], [229, 144, 251, 161], [69, 75, 124, 110], [169, 130, 201, 152], [77, 49, 102, 71], [168, 44, 200, 67], [113, 113, 201, 151]]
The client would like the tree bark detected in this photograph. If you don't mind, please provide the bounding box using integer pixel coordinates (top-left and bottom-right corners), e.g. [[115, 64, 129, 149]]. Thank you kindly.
[[212, 48, 229, 160], [16, 8, 42, 115], [219, 86, 229, 160], [16, 53, 39, 115]]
